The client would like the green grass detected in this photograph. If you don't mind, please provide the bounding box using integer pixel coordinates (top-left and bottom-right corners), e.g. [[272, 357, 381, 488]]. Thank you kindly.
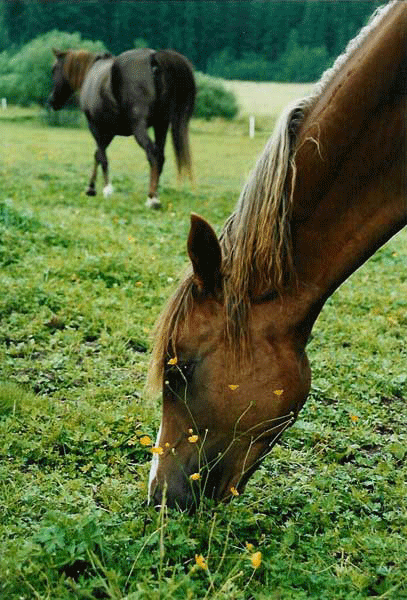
[[0, 105, 406, 599]]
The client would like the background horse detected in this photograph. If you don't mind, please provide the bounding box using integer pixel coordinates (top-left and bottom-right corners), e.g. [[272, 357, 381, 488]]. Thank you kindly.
[[49, 48, 195, 208], [148, 1, 407, 510]]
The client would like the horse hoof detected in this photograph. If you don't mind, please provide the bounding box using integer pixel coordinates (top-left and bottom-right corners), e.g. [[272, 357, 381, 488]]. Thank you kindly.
[[86, 188, 97, 196], [103, 184, 114, 199], [145, 196, 161, 209]]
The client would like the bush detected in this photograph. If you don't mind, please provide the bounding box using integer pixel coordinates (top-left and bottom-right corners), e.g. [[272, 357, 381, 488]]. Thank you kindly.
[[0, 30, 106, 106], [194, 72, 238, 120]]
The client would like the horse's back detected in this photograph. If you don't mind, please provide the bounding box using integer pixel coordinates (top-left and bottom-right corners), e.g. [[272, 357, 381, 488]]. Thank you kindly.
[[111, 48, 156, 115]]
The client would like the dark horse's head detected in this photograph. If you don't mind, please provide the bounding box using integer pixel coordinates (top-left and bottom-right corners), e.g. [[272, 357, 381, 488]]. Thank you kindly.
[[48, 49, 74, 110], [48, 48, 101, 110]]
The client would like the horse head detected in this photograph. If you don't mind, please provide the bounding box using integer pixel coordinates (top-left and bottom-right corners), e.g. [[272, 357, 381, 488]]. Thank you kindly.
[[48, 48, 96, 110], [148, 215, 312, 510], [48, 49, 73, 110]]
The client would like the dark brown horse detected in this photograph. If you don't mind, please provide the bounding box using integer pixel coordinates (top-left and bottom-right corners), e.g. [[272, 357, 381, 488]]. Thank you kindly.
[[148, 1, 407, 510], [49, 48, 195, 207]]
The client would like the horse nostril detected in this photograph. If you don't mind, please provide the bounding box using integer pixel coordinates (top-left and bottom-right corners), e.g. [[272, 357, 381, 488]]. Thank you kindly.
[[152, 481, 196, 512], [152, 486, 163, 507]]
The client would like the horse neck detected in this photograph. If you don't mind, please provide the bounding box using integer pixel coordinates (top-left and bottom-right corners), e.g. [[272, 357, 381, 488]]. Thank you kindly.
[[289, 2, 407, 324]]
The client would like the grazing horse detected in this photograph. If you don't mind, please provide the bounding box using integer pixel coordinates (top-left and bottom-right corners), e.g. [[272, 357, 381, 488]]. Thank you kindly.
[[48, 48, 195, 207], [148, 1, 407, 510]]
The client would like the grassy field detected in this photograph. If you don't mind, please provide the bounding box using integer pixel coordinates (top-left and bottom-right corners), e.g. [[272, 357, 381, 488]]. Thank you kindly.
[[1, 101, 406, 599], [222, 80, 315, 116]]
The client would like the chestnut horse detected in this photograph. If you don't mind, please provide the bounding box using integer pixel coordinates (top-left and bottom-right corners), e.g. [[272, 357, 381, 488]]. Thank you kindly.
[[148, 1, 407, 510], [49, 48, 195, 208]]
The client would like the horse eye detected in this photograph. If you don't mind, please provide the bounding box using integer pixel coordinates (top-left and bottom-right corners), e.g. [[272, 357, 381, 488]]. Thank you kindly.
[[164, 359, 195, 395], [179, 360, 195, 380]]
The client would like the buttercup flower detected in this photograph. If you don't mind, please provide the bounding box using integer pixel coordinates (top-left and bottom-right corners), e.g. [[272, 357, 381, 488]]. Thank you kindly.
[[195, 554, 208, 570], [230, 486, 239, 496], [251, 551, 262, 569], [189, 472, 201, 481], [151, 446, 164, 455], [139, 435, 152, 446], [188, 434, 199, 443], [168, 357, 178, 365]]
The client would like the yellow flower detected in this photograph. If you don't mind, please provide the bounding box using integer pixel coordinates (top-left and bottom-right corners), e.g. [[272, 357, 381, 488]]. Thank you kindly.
[[151, 446, 164, 455], [251, 551, 262, 569], [228, 384, 239, 391], [189, 472, 201, 481], [273, 389, 284, 396], [195, 554, 208, 570], [188, 434, 199, 443], [230, 486, 239, 497], [168, 357, 178, 365], [350, 414, 359, 422], [245, 542, 254, 552], [139, 435, 152, 446]]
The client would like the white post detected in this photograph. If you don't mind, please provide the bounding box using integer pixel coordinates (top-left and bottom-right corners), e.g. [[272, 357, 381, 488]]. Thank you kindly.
[[1, 98, 7, 111], [249, 115, 255, 138]]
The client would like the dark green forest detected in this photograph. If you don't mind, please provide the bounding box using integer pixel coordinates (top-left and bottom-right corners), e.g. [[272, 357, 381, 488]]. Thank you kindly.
[[0, 0, 381, 81]]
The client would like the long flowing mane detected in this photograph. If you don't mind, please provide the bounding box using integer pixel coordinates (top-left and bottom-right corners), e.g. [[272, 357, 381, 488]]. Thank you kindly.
[[148, 1, 396, 392]]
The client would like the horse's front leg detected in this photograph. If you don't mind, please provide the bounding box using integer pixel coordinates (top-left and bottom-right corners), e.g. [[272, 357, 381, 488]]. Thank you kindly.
[[86, 127, 114, 198], [86, 154, 98, 196], [97, 146, 114, 199], [133, 118, 161, 208]]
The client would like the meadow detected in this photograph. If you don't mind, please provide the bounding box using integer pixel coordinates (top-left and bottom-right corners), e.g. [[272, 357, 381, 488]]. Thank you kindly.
[[0, 95, 406, 599]]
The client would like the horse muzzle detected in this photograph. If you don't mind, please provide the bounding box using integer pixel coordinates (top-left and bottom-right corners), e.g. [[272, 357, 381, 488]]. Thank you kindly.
[[47, 94, 61, 110]]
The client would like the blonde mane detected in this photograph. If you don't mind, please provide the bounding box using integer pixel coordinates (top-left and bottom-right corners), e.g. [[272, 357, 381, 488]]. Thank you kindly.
[[63, 50, 97, 90], [148, 1, 395, 392]]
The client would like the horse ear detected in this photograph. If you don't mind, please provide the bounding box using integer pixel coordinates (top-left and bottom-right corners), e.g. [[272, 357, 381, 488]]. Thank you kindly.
[[187, 213, 222, 295], [52, 48, 67, 59]]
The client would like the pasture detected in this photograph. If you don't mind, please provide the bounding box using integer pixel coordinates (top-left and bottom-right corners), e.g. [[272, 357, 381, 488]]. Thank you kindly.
[[0, 93, 406, 599]]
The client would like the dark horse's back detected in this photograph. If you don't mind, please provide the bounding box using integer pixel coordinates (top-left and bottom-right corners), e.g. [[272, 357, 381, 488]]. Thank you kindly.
[[111, 49, 156, 121], [111, 49, 195, 141], [82, 48, 195, 137]]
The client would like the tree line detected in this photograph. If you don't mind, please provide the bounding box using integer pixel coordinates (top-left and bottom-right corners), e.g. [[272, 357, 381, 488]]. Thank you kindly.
[[0, 1, 381, 82]]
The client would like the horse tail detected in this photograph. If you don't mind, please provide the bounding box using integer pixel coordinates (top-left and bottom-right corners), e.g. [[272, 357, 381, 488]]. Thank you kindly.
[[153, 50, 196, 180]]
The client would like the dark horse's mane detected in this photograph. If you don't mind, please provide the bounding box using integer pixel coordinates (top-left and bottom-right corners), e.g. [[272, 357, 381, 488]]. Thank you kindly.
[[61, 50, 111, 90], [148, 2, 394, 392]]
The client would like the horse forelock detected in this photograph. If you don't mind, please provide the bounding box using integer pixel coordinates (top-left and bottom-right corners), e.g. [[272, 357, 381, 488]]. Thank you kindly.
[[63, 50, 96, 90], [148, 1, 397, 393]]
